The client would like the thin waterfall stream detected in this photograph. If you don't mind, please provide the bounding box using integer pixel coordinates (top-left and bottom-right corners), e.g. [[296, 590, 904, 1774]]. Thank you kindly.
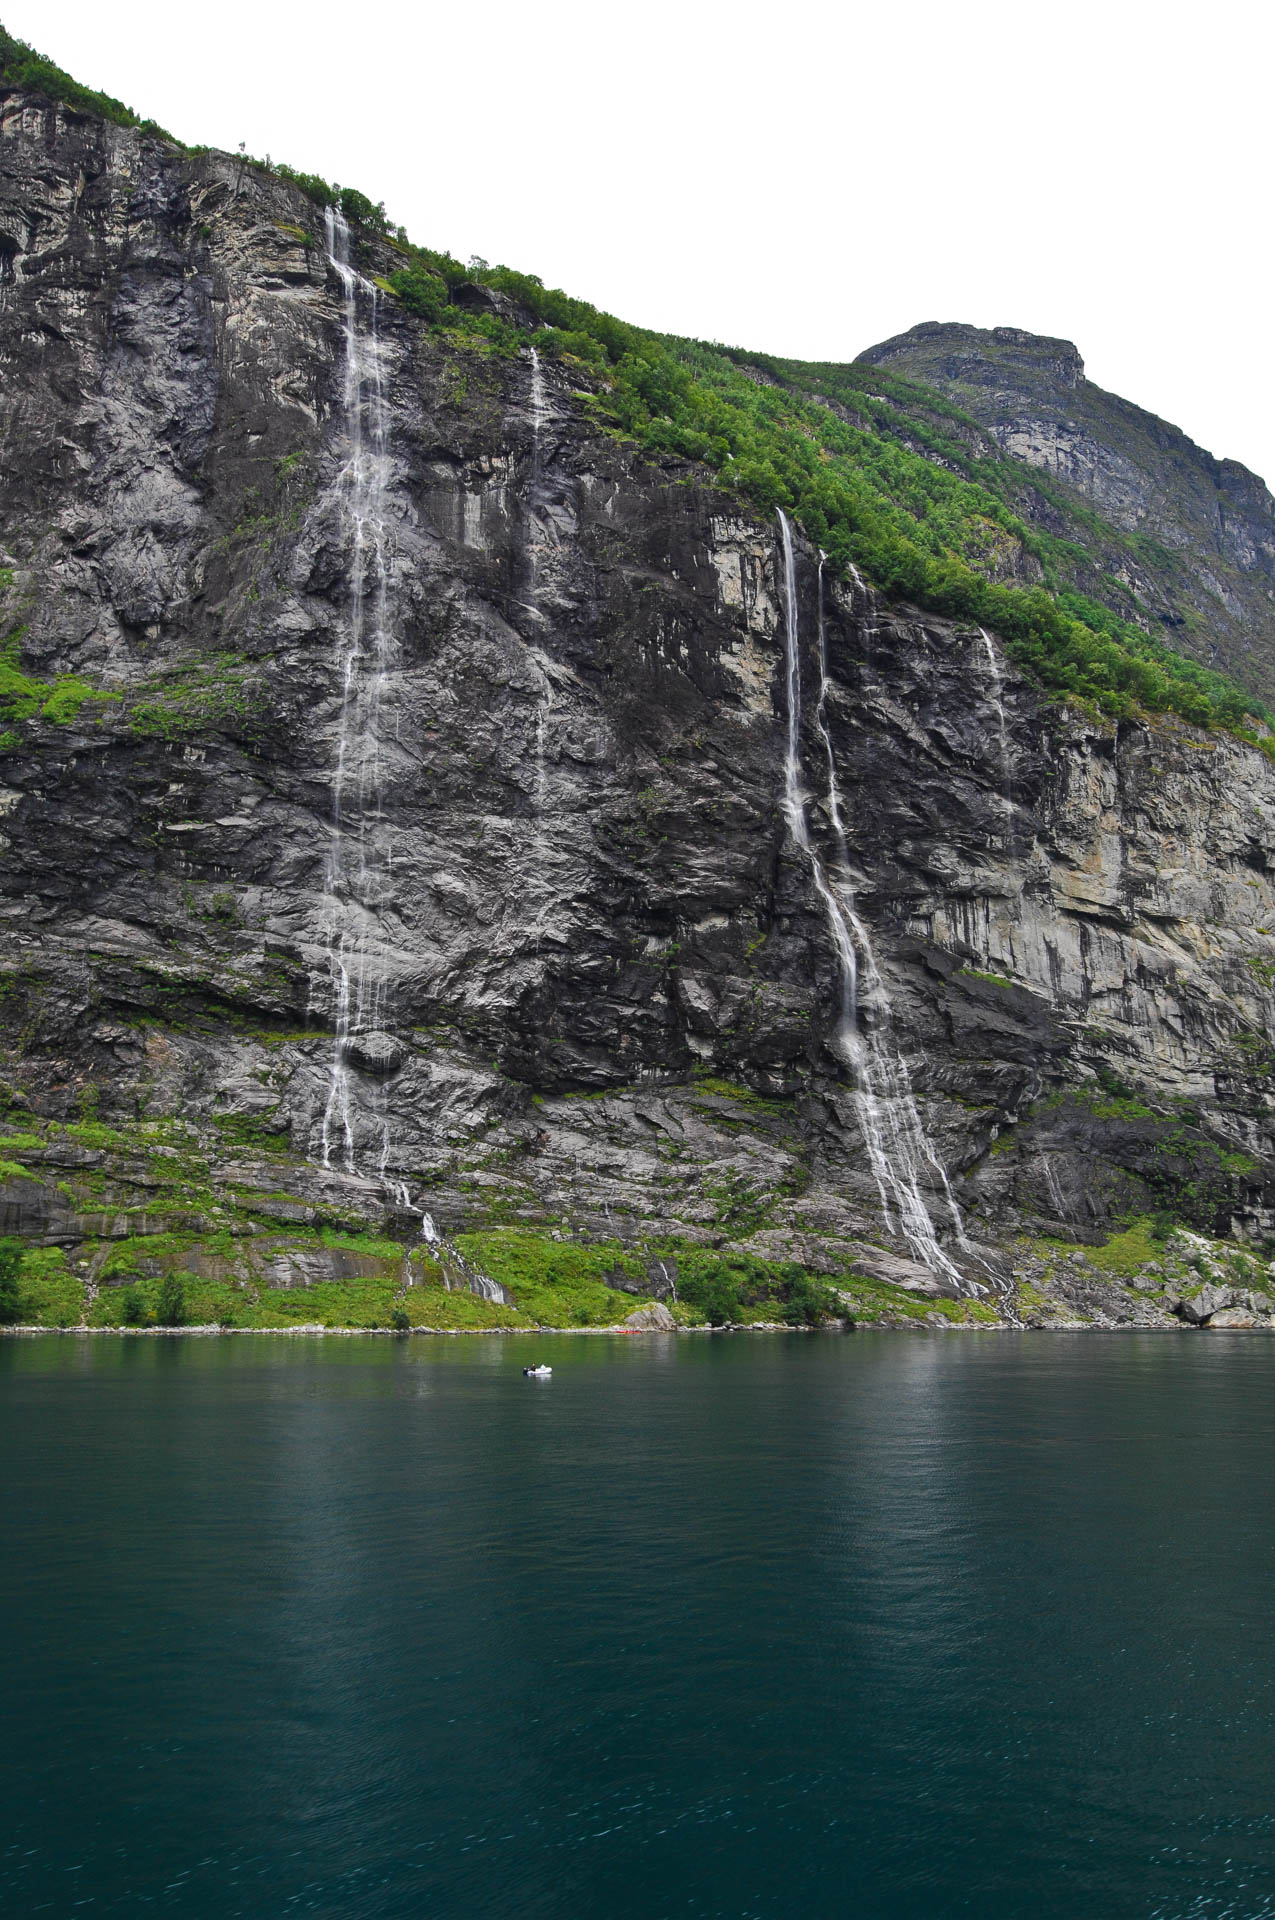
[[529, 345, 548, 468], [525, 346, 555, 944], [977, 625, 1012, 828], [316, 209, 435, 1237], [776, 512, 969, 1288]]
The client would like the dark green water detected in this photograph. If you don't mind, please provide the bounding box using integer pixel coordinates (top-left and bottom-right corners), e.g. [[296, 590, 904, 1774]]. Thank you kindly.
[[3, 1332, 1274, 1918]]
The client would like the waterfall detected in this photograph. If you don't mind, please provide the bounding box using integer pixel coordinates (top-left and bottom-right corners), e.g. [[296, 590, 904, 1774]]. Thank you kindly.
[[317, 208, 400, 1184], [385, 1178, 439, 1244], [777, 512, 968, 1287], [977, 626, 1012, 827], [525, 345, 548, 598], [530, 669, 557, 942], [813, 555, 848, 850], [529, 344, 548, 459], [525, 347, 555, 944]]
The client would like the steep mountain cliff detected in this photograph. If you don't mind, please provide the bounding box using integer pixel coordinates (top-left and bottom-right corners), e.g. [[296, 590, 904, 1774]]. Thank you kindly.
[[3, 46, 1275, 1332], [741, 322, 1275, 702]]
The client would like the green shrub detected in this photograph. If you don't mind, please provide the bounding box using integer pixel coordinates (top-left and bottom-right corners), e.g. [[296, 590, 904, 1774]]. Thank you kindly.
[[387, 264, 450, 322], [6, 1248, 84, 1327], [337, 186, 388, 232], [0, 1237, 21, 1324], [119, 1286, 147, 1327], [659, 1248, 840, 1325], [273, 163, 335, 207], [454, 1230, 637, 1326], [154, 1273, 187, 1327], [0, 25, 171, 135], [398, 1286, 524, 1330]]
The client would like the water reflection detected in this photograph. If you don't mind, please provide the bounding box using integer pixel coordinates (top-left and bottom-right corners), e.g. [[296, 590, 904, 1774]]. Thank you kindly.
[[3, 1332, 1274, 1916]]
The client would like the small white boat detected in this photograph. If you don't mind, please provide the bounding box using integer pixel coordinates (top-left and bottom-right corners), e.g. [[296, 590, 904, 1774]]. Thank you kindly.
[[523, 1364, 552, 1377]]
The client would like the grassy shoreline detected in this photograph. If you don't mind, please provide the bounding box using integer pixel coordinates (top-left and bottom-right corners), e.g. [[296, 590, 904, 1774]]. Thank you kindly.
[[1, 1321, 1202, 1338], [0, 1321, 826, 1337]]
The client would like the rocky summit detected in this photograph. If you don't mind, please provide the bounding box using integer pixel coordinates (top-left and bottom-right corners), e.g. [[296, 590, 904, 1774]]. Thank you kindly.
[[856, 321, 1275, 700], [3, 40, 1275, 1334]]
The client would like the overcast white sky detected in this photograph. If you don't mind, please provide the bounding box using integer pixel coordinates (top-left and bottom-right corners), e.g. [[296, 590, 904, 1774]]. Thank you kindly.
[[15, 0, 1275, 484]]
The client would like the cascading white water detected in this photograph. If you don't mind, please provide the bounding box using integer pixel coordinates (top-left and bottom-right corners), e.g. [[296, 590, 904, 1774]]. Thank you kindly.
[[525, 346, 549, 603], [777, 512, 968, 1287], [314, 208, 441, 1233], [385, 1178, 439, 1244], [813, 555, 848, 850], [525, 347, 556, 943], [529, 344, 548, 456], [530, 666, 557, 942], [977, 626, 1012, 827]]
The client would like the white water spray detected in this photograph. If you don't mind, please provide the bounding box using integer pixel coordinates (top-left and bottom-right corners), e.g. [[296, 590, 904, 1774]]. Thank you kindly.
[[529, 344, 548, 455], [777, 513, 968, 1287], [525, 347, 556, 943], [525, 346, 549, 599], [385, 1178, 439, 1244], [530, 666, 557, 942], [316, 209, 404, 1192], [977, 626, 1012, 828]]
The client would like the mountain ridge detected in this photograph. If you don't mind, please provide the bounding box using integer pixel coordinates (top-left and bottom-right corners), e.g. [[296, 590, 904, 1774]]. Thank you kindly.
[[853, 320, 1275, 694]]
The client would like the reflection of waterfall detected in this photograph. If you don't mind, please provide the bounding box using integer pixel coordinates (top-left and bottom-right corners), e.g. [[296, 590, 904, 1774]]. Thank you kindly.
[[777, 512, 968, 1287], [977, 626, 1012, 828], [313, 210, 434, 1235]]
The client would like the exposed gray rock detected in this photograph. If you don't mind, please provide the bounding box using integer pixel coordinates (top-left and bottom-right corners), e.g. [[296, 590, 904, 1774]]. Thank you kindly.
[[1177, 1285, 1234, 1325], [856, 322, 1275, 701], [845, 1247, 958, 1300], [344, 1032, 406, 1077], [0, 91, 1274, 1310], [625, 1301, 676, 1331]]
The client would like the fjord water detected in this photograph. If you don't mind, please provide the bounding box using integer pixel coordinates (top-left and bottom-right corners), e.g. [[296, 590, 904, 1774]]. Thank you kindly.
[[3, 1335, 1274, 1918]]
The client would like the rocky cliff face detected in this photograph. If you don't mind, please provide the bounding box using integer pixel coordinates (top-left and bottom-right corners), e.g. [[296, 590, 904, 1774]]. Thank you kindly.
[[858, 322, 1275, 699], [3, 92, 1275, 1325]]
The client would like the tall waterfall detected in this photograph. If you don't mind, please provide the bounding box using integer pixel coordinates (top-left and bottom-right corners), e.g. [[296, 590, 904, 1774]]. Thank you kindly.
[[777, 512, 967, 1286], [525, 346, 555, 943], [529, 344, 548, 465], [316, 210, 401, 1186], [525, 345, 548, 600], [977, 626, 1012, 828]]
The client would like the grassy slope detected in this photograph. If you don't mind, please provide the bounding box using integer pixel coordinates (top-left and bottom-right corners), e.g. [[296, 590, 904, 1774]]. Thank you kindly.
[[360, 265, 1275, 742]]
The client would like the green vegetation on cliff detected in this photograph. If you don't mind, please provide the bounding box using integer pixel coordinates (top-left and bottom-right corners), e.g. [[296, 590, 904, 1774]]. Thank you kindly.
[[0, 24, 170, 136], [2, 25, 1269, 743], [356, 241, 1270, 736], [451, 272, 1265, 735]]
